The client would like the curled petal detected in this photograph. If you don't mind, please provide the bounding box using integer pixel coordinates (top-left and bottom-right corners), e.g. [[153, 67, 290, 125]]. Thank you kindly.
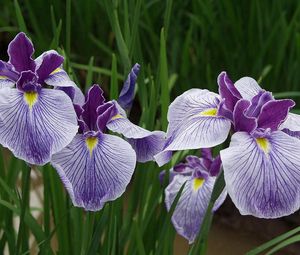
[[0, 88, 78, 165], [57, 85, 85, 106], [165, 175, 225, 243], [0, 61, 19, 88], [234, 77, 261, 100], [118, 63, 140, 110], [8, 32, 36, 72], [51, 133, 136, 211], [233, 99, 257, 133], [218, 71, 241, 111], [221, 131, 300, 218]]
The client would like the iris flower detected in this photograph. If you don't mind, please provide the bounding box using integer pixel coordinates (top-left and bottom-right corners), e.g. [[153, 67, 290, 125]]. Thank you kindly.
[[0, 32, 78, 165], [52, 65, 166, 210], [156, 72, 300, 218], [161, 149, 226, 243]]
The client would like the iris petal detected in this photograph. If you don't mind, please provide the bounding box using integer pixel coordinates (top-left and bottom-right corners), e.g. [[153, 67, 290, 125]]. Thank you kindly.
[[51, 133, 136, 211], [221, 131, 300, 218], [0, 88, 78, 165]]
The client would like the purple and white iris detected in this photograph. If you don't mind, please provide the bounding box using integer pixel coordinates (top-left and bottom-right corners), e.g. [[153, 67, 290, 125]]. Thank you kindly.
[[161, 149, 226, 243], [51, 65, 166, 210], [0, 32, 78, 165], [156, 72, 300, 218]]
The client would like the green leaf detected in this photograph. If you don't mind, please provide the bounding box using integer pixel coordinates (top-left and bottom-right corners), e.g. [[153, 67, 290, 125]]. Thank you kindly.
[[14, 0, 28, 33]]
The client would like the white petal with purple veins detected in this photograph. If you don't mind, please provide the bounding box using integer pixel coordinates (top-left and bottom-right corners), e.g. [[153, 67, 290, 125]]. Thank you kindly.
[[221, 131, 300, 218], [51, 133, 136, 211], [279, 112, 300, 132], [0, 88, 78, 165]]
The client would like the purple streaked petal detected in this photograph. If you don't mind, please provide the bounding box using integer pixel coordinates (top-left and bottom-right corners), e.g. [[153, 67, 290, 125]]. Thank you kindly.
[[57, 85, 85, 106], [165, 174, 222, 243], [282, 129, 300, 139], [218, 71, 241, 111], [280, 113, 300, 132], [233, 99, 257, 133], [234, 77, 261, 100], [201, 148, 212, 161], [8, 32, 36, 72], [167, 89, 222, 135], [118, 63, 140, 110], [107, 113, 166, 162], [82, 85, 105, 131], [246, 91, 273, 117], [35, 51, 64, 83], [51, 133, 136, 211], [258, 99, 295, 131], [217, 100, 233, 120], [0, 88, 78, 165], [127, 131, 166, 162], [221, 131, 300, 218]]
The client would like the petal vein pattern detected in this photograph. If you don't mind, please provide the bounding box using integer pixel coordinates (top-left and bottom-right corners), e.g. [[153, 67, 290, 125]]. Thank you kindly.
[[221, 131, 300, 218]]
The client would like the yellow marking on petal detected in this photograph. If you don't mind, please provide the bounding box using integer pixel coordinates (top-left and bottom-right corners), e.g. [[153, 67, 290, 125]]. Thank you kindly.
[[0, 75, 8, 80], [111, 114, 123, 120], [86, 137, 98, 156], [24, 92, 38, 109], [199, 108, 217, 117], [50, 67, 62, 75], [256, 137, 270, 154], [193, 178, 205, 191]]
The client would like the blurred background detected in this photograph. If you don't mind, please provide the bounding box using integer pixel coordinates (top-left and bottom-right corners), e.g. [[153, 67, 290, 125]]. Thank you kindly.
[[0, 0, 300, 254]]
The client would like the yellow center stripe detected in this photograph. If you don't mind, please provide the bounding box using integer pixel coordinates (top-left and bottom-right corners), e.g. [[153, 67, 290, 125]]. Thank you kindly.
[[50, 67, 62, 75], [193, 178, 205, 191], [199, 108, 218, 117], [86, 137, 98, 156], [111, 114, 123, 120], [256, 137, 270, 154], [24, 92, 38, 109]]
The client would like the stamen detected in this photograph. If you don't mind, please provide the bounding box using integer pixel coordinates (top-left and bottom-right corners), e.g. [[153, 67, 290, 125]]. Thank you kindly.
[[86, 137, 98, 156], [24, 92, 38, 109], [193, 178, 205, 191], [199, 108, 217, 117]]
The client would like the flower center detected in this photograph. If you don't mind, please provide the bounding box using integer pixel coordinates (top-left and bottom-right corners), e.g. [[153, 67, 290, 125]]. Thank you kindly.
[[200, 108, 217, 117], [256, 137, 270, 153], [193, 178, 205, 191], [24, 91, 38, 109], [86, 137, 98, 156]]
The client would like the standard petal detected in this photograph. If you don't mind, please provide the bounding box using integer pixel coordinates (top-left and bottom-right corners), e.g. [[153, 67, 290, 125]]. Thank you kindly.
[[8, 32, 36, 72], [51, 133, 136, 211], [165, 174, 218, 243], [233, 99, 257, 133], [107, 115, 166, 162], [221, 131, 300, 218], [56, 85, 85, 105], [234, 77, 261, 100], [0, 88, 78, 165], [280, 112, 300, 132]]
